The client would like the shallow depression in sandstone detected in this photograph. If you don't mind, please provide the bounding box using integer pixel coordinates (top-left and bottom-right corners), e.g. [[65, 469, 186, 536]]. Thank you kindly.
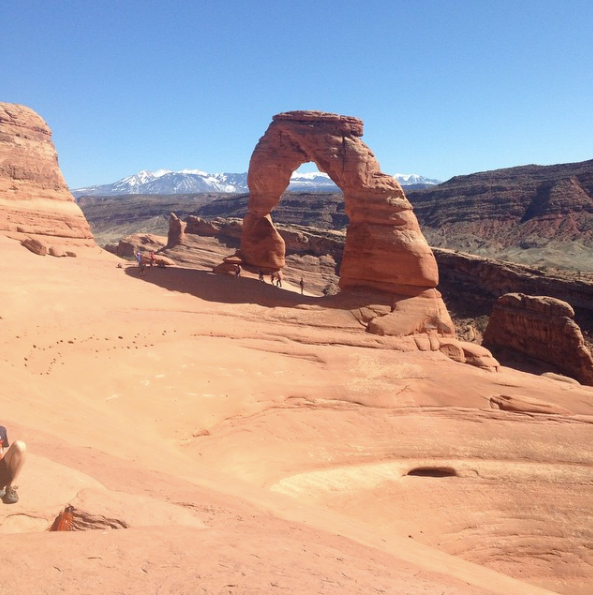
[[268, 456, 593, 587], [406, 466, 458, 477]]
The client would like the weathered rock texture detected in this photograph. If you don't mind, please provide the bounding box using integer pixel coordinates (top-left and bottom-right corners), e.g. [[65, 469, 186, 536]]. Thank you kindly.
[[242, 111, 438, 294], [235, 111, 453, 337], [163, 216, 501, 370], [483, 293, 593, 385], [434, 248, 593, 312], [0, 102, 94, 246]]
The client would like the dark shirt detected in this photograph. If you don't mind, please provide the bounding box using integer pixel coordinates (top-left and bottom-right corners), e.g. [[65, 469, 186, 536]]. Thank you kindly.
[[0, 426, 10, 449]]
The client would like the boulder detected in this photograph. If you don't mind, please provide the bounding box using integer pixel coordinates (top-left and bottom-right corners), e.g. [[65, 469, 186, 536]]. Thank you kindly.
[[483, 293, 593, 385], [213, 262, 240, 276], [48, 245, 76, 258], [222, 253, 243, 265], [457, 341, 500, 371], [437, 338, 499, 371], [21, 236, 47, 256], [0, 102, 94, 246]]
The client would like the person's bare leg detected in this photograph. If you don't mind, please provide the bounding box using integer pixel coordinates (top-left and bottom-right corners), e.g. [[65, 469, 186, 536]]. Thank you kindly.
[[2, 440, 27, 486]]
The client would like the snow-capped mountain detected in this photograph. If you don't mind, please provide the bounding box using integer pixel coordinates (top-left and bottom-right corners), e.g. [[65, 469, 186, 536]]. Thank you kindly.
[[394, 173, 441, 186], [71, 169, 440, 197], [72, 169, 248, 197]]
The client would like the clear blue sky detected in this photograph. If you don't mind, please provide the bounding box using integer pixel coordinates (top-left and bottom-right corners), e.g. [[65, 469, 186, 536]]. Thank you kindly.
[[2, 0, 592, 189]]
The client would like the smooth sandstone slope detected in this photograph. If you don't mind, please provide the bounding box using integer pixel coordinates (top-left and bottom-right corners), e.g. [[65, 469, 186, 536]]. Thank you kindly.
[[0, 235, 591, 595], [0, 102, 589, 595]]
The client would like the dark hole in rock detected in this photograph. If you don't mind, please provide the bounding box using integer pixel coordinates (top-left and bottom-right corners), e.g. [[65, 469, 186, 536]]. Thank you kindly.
[[406, 467, 458, 478]]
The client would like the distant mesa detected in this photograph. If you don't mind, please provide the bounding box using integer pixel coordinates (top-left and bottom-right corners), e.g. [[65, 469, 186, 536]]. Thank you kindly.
[[408, 157, 593, 271], [0, 102, 95, 250]]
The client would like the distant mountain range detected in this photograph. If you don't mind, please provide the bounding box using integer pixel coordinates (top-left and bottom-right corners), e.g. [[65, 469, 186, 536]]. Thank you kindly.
[[71, 169, 440, 197], [78, 157, 593, 274]]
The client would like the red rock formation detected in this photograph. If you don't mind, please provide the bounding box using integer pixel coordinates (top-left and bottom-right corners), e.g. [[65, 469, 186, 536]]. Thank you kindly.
[[166, 213, 187, 248], [483, 293, 593, 385], [161, 214, 501, 369], [117, 233, 167, 258], [242, 111, 438, 293], [238, 111, 452, 337], [21, 236, 48, 256], [0, 102, 94, 247], [433, 247, 593, 312]]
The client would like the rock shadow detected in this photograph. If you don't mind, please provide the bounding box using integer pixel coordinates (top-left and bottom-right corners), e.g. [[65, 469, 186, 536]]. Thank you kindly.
[[124, 265, 412, 313]]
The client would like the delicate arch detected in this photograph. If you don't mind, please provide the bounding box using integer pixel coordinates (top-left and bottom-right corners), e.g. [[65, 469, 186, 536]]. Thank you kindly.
[[241, 111, 439, 296]]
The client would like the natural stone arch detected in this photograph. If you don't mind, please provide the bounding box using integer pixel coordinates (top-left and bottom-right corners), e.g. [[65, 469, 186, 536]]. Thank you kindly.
[[241, 111, 439, 296]]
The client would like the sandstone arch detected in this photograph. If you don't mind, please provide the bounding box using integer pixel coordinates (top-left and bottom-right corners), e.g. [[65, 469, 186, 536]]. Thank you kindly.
[[237, 110, 455, 338], [241, 110, 439, 296]]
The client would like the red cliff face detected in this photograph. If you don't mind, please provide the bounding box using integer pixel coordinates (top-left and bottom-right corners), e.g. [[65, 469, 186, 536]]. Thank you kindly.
[[0, 102, 94, 247]]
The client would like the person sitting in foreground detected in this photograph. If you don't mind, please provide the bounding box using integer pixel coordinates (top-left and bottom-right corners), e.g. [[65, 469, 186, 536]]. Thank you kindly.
[[0, 426, 27, 504]]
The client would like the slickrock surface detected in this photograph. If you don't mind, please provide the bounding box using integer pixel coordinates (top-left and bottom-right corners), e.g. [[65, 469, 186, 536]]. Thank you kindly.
[[1, 234, 592, 595], [165, 215, 461, 344], [123, 218, 593, 384], [0, 102, 94, 247], [153, 215, 593, 326], [483, 293, 593, 385]]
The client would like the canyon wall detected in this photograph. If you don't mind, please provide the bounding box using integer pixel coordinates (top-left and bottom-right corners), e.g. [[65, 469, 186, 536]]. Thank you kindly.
[[408, 159, 593, 270]]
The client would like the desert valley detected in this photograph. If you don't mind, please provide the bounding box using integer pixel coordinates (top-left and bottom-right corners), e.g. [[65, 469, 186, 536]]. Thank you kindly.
[[1, 101, 593, 595]]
